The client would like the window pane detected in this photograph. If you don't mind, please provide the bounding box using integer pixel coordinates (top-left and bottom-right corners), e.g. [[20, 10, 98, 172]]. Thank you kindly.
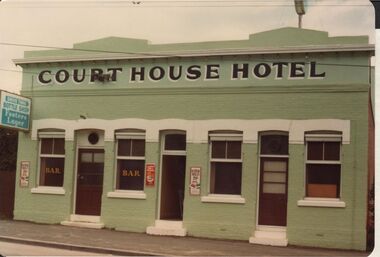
[[227, 141, 242, 159], [118, 139, 131, 156], [307, 142, 323, 160], [53, 138, 65, 155], [93, 153, 104, 163], [40, 157, 64, 187], [263, 161, 287, 172], [306, 164, 340, 198], [260, 135, 288, 155], [117, 159, 145, 190], [263, 183, 286, 194], [211, 141, 226, 159], [210, 162, 242, 194], [324, 142, 340, 161], [81, 153, 92, 163], [263, 172, 286, 183], [164, 134, 186, 151], [132, 139, 145, 156], [41, 138, 53, 154]]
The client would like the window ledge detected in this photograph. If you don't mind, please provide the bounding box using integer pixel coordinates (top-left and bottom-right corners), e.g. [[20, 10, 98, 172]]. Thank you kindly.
[[31, 186, 65, 195], [201, 194, 245, 204], [297, 198, 346, 208], [107, 190, 146, 199]]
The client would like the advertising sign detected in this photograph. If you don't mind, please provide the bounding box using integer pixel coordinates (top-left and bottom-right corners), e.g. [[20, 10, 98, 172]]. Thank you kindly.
[[145, 163, 155, 186], [20, 161, 30, 187], [189, 167, 201, 195], [0, 91, 31, 131]]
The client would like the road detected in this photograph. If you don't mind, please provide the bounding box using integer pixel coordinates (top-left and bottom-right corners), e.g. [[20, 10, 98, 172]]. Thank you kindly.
[[0, 241, 110, 256]]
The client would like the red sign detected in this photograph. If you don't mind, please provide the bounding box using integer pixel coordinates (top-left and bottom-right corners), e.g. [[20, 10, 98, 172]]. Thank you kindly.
[[145, 163, 155, 186]]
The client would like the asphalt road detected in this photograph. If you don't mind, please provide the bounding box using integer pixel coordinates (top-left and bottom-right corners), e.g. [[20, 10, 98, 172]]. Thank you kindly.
[[0, 241, 110, 256]]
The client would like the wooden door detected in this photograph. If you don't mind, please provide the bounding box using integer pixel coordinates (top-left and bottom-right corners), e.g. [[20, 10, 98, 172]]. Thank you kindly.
[[75, 149, 104, 216], [258, 158, 288, 226]]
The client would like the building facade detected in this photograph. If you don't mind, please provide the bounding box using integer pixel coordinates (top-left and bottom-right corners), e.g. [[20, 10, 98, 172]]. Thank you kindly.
[[13, 27, 374, 250]]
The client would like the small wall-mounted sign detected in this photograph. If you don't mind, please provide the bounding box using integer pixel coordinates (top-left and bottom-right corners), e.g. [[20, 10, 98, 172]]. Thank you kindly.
[[0, 91, 31, 131], [189, 167, 201, 195], [145, 163, 155, 186], [20, 161, 30, 187]]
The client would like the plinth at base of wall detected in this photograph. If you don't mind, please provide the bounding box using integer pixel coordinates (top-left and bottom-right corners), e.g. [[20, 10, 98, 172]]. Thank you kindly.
[[60, 214, 105, 229], [249, 226, 288, 247], [146, 220, 187, 237]]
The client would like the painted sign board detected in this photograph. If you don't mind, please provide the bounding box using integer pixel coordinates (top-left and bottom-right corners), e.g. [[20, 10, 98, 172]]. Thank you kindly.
[[189, 167, 201, 195], [20, 161, 30, 187], [145, 163, 155, 186], [0, 91, 31, 131]]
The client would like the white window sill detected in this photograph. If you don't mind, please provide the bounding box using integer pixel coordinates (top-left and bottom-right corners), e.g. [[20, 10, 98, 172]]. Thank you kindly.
[[31, 187, 65, 195], [201, 194, 245, 204], [107, 190, 146, 199], [297, 198, 346, 208]]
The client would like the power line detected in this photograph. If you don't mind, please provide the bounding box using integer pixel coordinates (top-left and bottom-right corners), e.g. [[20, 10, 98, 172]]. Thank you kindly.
[[0, 0, 373, 8]]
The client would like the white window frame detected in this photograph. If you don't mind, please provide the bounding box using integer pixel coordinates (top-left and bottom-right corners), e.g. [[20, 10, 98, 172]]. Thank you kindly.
[[298, 133, 345, 208], [32, 131, 66, 195], [107, 131, 146, 199], [202, 132, 245, 204]]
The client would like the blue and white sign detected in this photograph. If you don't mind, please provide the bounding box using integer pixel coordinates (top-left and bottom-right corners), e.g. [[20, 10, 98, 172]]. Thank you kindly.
[[0, 91, 31, 131]]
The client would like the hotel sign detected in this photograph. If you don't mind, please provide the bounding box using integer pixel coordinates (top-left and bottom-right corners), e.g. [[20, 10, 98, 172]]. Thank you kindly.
[[0, 91, 31, 131], [36, 61, 326, 85]]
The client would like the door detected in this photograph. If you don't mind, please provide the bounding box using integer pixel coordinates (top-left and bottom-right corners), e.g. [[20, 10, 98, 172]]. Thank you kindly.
[[75, 149, 104, 216], [160, 155, 186, 220], [159, 132, 186, 221], [258, 158, 288, 226]]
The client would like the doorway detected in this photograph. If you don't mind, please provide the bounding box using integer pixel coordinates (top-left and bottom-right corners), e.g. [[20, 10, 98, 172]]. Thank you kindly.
[[258, 158, 288, 226], [159, 132, 186, 221], [257, 133, 289, 227], [75, 149, 104, 216]]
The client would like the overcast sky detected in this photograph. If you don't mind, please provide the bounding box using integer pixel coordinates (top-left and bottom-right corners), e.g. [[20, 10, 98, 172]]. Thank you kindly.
[[0, 0, 375, 93]]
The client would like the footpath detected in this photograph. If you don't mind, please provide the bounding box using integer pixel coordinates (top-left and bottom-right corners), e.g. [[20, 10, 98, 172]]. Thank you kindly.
[[0, 220, 370, 256]]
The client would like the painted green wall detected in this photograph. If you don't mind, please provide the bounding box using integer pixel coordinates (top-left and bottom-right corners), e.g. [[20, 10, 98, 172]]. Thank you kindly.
[[14, 88, 370, 250]]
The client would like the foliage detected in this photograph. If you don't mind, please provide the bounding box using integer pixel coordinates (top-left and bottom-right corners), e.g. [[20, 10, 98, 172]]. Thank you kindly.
[[0, 128, 18, 171]]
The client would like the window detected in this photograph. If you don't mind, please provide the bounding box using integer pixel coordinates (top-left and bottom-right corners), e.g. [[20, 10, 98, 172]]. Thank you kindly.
[[259, 133, 289, 195], [39, 132, 65, 187], [209, 132, 242, 195], [115, 131, 145, 191], [305, 133, 342, 198]]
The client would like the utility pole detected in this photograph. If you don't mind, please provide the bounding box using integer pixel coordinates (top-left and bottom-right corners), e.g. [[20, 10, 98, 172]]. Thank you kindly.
[[294, 0, 305, 28]]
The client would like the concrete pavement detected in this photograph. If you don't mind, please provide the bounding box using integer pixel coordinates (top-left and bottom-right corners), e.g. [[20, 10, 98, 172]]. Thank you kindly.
[[0, 220, 370, 256]]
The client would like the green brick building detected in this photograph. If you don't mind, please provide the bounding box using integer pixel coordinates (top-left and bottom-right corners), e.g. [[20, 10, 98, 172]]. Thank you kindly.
[[13, 27, 374, 250]]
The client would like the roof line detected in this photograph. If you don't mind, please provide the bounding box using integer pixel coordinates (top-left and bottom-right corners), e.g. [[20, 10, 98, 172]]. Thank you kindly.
[[13, 44, 374, 65]]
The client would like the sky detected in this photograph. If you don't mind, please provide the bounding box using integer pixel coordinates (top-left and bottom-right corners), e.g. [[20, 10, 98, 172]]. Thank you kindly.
[[0, 0, 375, 93]]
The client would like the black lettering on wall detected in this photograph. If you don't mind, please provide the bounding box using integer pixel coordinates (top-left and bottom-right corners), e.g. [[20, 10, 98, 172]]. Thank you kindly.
[[205, 64, 220, 79], [290, 62, 305, 78], [38, 70, 52, 84], [131, 67, 145, 82], [73, 69, 86, 83], [232, 63, 249, 79], [55, 70, 70, 83], [272, 62, 288, 79], [169, 66, 182, 81], [253, 63, 271, 78], [186, 65, 201, 80], [107, 68, 123, 81], [149, 66, 165, 81], [309, 62, 326, 78], [90, 68, 104, 82]]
